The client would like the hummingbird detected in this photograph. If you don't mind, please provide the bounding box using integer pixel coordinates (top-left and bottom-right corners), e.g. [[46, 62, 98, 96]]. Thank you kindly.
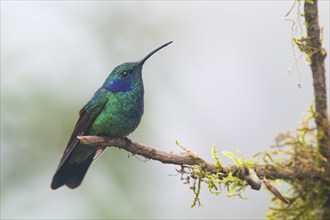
[[51, 41, 173, 190]]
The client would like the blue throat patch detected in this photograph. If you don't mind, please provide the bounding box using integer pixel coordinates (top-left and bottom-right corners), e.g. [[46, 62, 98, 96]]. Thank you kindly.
[[106, 79, 131, 93]]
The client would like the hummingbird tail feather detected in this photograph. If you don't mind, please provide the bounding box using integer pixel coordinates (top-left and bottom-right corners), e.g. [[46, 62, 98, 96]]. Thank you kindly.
[[51, 154, 94, 190]]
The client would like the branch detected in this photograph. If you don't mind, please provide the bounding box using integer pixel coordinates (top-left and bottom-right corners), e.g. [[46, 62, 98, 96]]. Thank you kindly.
[[304, 0, 330, 167], [78, 135, 221, 171], [77, 136, 321, 196], [304, 1, 330, 218]]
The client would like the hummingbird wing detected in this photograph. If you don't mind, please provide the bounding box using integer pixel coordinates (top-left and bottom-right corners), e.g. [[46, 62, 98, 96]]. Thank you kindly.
[[60, 90, 108, 167], [51, 89, 108, 189]]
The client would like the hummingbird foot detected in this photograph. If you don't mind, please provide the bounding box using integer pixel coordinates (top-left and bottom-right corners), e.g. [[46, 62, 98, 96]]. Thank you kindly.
[[122, 137, 132, 147]]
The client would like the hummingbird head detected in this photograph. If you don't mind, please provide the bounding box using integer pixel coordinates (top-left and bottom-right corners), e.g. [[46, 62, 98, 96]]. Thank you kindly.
[[103, 41, 173, 93]]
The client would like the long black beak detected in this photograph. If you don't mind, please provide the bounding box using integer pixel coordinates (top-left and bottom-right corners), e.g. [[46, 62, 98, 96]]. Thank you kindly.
[[137, 41, 173, 66]]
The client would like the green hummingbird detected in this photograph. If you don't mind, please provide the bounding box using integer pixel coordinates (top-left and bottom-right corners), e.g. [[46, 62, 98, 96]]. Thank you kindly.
[[51, 41, 173, 190]]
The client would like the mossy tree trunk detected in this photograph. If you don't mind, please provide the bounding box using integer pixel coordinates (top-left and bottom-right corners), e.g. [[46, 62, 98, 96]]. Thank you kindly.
[[304, 0, 330, 218]]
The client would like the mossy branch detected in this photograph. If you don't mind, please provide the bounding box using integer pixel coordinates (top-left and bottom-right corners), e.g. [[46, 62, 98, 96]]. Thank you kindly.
[[302, 2, 330, 218], [304, 0, 330, 167], [77, 135, 321, 183], [77, 135, 324, 204]]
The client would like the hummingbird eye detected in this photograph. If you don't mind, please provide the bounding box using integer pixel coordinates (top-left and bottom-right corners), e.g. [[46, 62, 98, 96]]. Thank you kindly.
[[120, 71, 129, 77]]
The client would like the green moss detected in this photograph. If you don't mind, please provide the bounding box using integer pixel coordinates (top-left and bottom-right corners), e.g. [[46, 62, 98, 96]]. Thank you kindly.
[[188, 162, 249, 207], [212, 144, 222, 170], [190, 176, 202, 207], [305, 0, 314, 4], [266, 105, 329, 219], [176, 142, 254, 207]]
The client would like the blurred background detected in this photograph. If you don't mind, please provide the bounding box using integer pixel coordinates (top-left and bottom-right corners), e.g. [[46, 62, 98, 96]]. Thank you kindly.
[[1, 1, 329, 219]]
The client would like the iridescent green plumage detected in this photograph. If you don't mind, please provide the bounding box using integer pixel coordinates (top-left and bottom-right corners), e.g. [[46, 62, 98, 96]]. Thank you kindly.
[[51, 42, 172, 189]]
